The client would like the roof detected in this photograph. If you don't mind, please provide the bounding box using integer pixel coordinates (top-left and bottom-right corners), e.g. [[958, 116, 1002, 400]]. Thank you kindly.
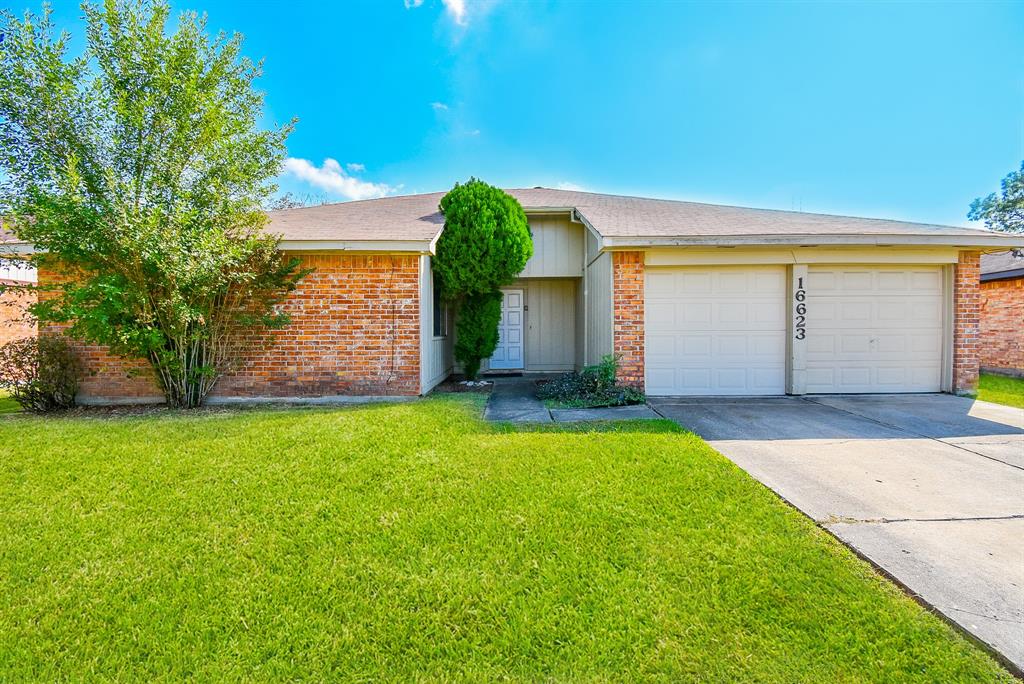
[[266, 187, 1023, 250], [981, 250, 1024, 282], [3, 189, 1020, 253], [268, 192, 446, 245]]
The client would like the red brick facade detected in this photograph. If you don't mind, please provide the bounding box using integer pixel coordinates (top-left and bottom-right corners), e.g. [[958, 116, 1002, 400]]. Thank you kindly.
[[215, 254, 420, 398], [38, 254, 422, 403], [611, 251, 645, 388], [980, 276, 1024, 375], [952, 250, 981, 394], [0, 280, 36, 346]]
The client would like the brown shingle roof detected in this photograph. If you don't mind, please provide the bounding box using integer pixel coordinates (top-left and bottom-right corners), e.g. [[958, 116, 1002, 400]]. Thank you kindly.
[[3, 189, 1018, 249], [268, 192, 446, 242], [266, 187, 1013, 245], [981, 250, 1024, 280]]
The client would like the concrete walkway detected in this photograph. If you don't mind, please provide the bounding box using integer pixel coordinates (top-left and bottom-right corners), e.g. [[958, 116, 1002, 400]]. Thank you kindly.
[[483, 375, 553, 423], [483, 375, 660, 423], [650, 393, 1024, 672]]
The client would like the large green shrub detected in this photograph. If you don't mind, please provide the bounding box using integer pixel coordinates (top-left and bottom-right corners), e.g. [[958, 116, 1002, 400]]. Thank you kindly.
[[453, 291, 503, 380], [434, 179, 533, 378], [0, 336, 81, 412]]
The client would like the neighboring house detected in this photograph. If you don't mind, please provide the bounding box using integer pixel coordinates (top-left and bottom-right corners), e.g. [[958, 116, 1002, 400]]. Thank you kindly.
[[7, 188, 1023, 404], [0, 257, 38, 346], [980, 250, 1024, 377]]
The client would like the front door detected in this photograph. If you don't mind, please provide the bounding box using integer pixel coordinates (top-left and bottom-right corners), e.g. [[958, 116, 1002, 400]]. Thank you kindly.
[[489, 289, 524, 370]]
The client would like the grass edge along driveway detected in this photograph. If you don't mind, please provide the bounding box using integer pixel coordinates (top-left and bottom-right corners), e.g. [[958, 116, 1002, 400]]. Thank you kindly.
[[0, 395, 1013, 681], [978, 372, 1024, 409]]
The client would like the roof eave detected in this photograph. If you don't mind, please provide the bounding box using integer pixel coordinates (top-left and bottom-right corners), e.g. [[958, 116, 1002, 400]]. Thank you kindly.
[[600, 233, 1024, 249], [0, 242, 34, 254], [981, 268, 1024, 282], [278, 239, 435, 254]]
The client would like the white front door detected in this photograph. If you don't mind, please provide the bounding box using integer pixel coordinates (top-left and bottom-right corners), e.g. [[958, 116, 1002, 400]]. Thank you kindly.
[[489, 289, 524, 370]]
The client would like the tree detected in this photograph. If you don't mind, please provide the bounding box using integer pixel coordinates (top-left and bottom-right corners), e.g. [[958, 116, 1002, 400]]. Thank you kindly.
[[0, 1, 307, 408], [453, 290, 503, 380], [433, 179, 532, 379], [266, 191, 330, 210], [969, 161, 1024, 234]]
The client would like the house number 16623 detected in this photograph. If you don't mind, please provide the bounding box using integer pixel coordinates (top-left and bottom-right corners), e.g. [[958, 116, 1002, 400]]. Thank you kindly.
[[794, 277, 807, 340]]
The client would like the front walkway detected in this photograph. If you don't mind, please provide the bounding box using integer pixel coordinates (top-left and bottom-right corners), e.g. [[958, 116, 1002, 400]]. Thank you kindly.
[[650, 393, 1024, 672], [483, 375, 659, 423]]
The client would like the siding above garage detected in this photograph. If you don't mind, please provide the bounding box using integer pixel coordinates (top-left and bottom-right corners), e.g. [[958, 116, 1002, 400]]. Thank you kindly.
[[645, 246, 964, 266]]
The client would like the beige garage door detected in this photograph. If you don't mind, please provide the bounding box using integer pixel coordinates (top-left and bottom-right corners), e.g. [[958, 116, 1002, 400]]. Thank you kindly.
[[806, 266, 944, 393], [646, 266, 787, 395]]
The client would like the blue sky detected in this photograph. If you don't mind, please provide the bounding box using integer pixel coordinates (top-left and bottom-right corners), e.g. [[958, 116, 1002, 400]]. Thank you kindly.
[[41, 0, 1024, 226]]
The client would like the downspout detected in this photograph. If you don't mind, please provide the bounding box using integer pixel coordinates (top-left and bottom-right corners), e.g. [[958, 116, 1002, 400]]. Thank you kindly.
[[570, 209, 588, 367]]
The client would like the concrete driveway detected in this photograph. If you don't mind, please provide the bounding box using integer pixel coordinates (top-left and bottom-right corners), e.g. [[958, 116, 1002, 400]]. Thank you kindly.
[[650, 393, 1024, 671]]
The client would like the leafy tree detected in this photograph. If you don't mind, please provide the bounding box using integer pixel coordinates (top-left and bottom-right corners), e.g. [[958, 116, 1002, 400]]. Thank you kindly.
[[266, 191, 330, 210], [0, 1, 307, 408], [969, 161, 1024, 234], [434, 179, 533, 296], [433, 179, 532, 379]]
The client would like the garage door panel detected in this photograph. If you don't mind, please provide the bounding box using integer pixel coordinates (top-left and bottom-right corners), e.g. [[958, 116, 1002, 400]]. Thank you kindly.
[[683, 302, 712, 325], [912, 270, 943, 290], [645, 271, 676, 297], [806, 266, 943, 393], [646, 265, 786, 395]]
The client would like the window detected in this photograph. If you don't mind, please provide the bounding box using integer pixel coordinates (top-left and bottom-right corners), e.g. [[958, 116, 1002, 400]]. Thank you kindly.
[[432, 273, 447, 337]]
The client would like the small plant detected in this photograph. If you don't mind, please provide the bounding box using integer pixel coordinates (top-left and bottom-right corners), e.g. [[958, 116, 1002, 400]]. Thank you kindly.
[[0, 336, 81, 413], [536, 355, 646, 408]]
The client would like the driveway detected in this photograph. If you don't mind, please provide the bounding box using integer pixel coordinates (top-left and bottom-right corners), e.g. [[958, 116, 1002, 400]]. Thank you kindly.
[[650, 393, 1024, 671]]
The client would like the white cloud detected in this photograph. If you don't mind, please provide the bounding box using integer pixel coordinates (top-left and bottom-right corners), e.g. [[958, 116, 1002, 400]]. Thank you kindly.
[[556, 181, 587, 192], [430, 101, 449, 111], [282, 158, 394, 201], [406, 0, 492, 27], [346, 162, 365, 173], [442, 0, 467, 25]]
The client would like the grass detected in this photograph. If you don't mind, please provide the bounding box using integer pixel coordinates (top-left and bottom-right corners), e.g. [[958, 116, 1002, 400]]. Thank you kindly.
[[978, 372, 1024, 409], [0, 396, 1012, 681], [0, 390, 19, 415]]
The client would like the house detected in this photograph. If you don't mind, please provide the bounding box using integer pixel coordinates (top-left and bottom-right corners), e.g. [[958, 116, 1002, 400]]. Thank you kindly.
[[10, 188, 1023, 404], [980, 250, 1024, 377], [0, 257, 37, 346]]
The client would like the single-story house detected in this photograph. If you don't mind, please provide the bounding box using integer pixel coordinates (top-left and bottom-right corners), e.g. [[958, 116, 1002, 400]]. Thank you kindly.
[[6, 188, 1023, 403], [980, 250, 1024, 377], [0, 258, 38, 346]]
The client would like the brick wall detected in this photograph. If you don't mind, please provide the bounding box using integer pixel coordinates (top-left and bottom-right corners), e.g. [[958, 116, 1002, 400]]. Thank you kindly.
[[952, 250, 981, 394], [214, 254, 420, 397], [0, 280, 37, 346], [37, 254, 422, 403], [980, 276, 1024, 374], [611, 251, 645, 388], [37, 265, 168, 402]]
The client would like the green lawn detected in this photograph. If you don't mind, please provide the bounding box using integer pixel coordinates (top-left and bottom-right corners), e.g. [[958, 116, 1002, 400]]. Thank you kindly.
[[978, 372, 1024, 409], [0, 396, 1011, 681], [0, 391, 19, 415]]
